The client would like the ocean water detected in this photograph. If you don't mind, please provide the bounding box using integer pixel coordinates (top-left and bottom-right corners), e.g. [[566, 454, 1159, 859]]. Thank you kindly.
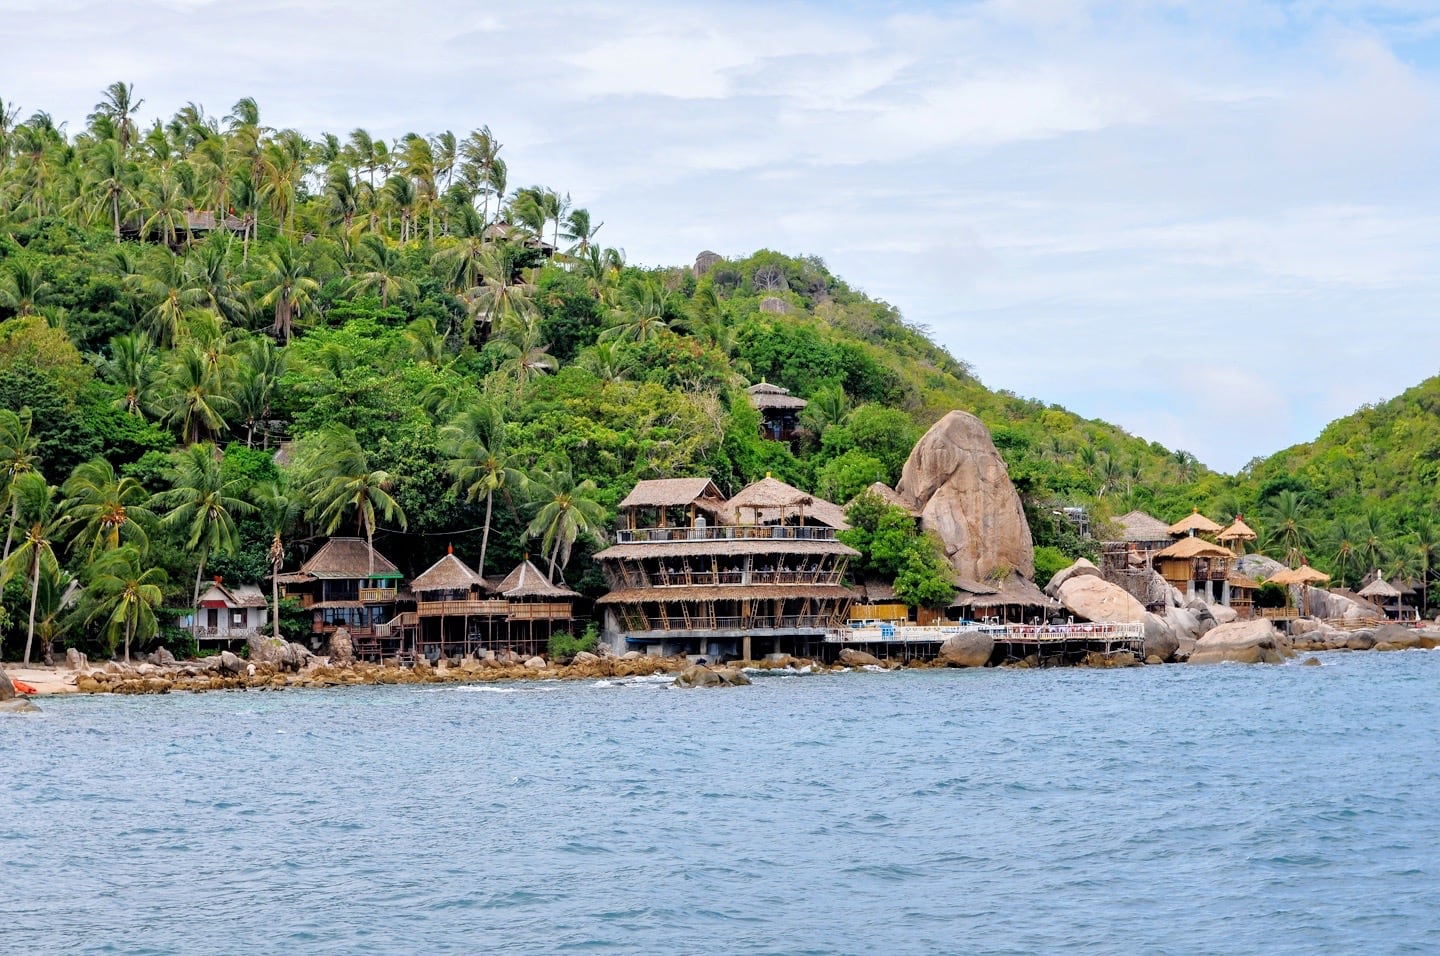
[[3, 652, 1438, 955]]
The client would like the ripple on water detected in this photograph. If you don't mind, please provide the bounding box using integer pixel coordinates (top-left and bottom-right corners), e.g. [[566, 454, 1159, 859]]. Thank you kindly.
[[2, 653, 1439, 955]]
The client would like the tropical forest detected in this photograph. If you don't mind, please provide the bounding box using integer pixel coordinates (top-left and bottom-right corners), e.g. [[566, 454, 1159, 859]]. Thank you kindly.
[[0, 82, 1435, 663]]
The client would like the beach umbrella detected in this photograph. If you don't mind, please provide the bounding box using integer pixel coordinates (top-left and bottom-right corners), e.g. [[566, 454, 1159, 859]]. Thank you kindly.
[[1265, 564, 1332, 617]]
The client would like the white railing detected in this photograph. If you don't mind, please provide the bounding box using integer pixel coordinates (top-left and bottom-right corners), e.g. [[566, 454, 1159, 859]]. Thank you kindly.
[[826, 621, 1146, 643], [616, 525, 839, 544]]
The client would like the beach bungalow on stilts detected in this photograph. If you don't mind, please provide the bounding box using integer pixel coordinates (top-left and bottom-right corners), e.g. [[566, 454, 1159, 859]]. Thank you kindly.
[[411, 547, 505, 660], [746, 382, 808, 443], [491, 559, 581, 658], [594, 475, 857, 661], [276, 537, 409, 658], [183, 579, 270, 649], [1152, 535, 1235, 603], [948, 573, 1060, 626]]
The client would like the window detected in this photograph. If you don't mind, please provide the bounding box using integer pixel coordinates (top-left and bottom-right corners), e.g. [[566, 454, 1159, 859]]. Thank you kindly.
[[231, 609, 246, 627]]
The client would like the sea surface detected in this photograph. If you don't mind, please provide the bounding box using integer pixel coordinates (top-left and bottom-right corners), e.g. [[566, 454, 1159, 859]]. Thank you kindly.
[[3, 651, 1439, 955]]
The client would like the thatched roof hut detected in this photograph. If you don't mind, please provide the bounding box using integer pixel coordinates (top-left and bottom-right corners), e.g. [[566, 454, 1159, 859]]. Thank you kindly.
[[591, 538, 858, 562], [276, 537, 402, 583], [745, 382, 808, 411], [949, 573, 1058, 620], [1217, 516, 1258, 544], [1111, 510, 1173, 543], [410, 551, 484, 593], [492, 560, 579, 599], [726, 476, 849, 529], [1168, 509, 1223, 537], [1154, 536, 1234, 561], [1357, 577, 1401, 601], [1265, 564, 1331, 587], [617, 478, 726, 512]]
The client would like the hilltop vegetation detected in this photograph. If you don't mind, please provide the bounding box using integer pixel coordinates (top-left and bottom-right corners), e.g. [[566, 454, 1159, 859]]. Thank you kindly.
[[0, 83, 1232, 661]]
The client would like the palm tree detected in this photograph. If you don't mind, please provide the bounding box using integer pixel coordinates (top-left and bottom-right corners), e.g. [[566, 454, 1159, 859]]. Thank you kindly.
[[0, 260, 53, 316], [403, 317, 448, 365], [441, 404, 527, 578], [153, 344, 237, 444], [1, 473, 67, 665], [561, 207, 603, 257], [294, 425, 407, 575], [459, 242, 535, 343], [90, 81, 144, 157], [184, 235, 248, 326], [576, 341, 636, 383], [140, 169, 189, 245], [383, 174, 417, 242], [800, 384, 850, 438], [1357, 510, 1390, 575], [253, 480, 301, 643], [81, 138, 137, 240], [0, 407, 39, 562], [491, 313, 557, 396], [1328, 517, 1361, 589], [62, 458, 153, 560], [1263, 490, 1313, 566], [154, 443, 254, 610], [348, 234, 416, 307], [84, 546, 165, 663], [599, 275, 673, 345], [98, 333, 159, 418], [231, 336, 287, 447], [1409, 518, 1440, 615], [526, 458, 606, 580], [250, 239, 319, 344]]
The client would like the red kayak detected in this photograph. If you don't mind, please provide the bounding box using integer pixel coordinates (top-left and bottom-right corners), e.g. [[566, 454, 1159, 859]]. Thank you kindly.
[[12, 679, 37, 695]]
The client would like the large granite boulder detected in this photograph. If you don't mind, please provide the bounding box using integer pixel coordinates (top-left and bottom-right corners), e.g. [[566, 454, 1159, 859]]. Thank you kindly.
[[1372, 623, 1440, 650], [328, 628, 354, 666], [839, 648, 883, 667], [1144, 612, 1179, 662], [0, 667, 14, 701], [897, 411, 1035, 580], [937, 631, 994, 667], [0, 698, 40, 714], [1044, 559, 1101, 599], [65, 648, 88, 671], [1055, 574, 1147, 624], [1207, 603, 1238, 625], [1235, 554, 1285, 580], [694, 250, 722, 276], [218, 651, 244, 675], [1188, 619, 1285, 664]]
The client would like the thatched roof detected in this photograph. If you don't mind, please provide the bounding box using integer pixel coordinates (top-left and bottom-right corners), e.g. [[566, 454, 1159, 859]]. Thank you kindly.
[[1154, 537, 1234, 560], [851, 482, 919, 517], [1112, 510, 1173, 543], [746, 382, 808, 411], [727, 476, 849, 529], [286, 537, 402, 580], [410, 552, 484, 593], [494, 560, 579, 599], [1266, 564, 1331, 586], [617, 478, 726, 511], [854, 577, 898, 603], [1227, 573, 1261, 590], [592, 538, 858, 561], [949, 573, 1058, 611], [598, 584, 854, 605], [1357, 578, 1401, 600], [1217, 517, 1258, 542], [1168, 510, 1223, 536]]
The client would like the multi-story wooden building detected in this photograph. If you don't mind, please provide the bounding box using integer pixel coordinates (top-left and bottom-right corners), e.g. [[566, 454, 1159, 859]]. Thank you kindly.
[[276, 537, 408, 654], [594, 476, 857, 660], [408, 549, 581, 659]]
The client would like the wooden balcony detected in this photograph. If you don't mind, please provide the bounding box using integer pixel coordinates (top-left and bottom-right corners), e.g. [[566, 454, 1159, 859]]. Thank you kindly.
[[508, 602, 574, 621], [615, 525, 839, 544], [360, 587, 398, 603], [416, 599, 509, 618]]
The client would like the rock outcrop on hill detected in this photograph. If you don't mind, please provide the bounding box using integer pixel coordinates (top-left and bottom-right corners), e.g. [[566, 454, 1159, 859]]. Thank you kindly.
[[897, 411, 1034, 580]]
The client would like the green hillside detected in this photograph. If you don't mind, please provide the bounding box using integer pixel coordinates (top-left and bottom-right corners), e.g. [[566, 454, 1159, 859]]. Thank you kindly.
[[0, 84, 1222, 660]]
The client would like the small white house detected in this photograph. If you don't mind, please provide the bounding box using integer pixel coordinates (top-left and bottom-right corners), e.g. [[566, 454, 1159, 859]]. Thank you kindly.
[[184, 581, 271, 642]]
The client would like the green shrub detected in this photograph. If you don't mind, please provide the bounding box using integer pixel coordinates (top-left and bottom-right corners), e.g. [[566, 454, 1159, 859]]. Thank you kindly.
[[1032, 546, 1073, 589], [548, 627, 598, 663]]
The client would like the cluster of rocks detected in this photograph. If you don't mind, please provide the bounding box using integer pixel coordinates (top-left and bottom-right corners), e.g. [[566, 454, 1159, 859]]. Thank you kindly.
[[1288, 620, 1440, 653], [673, 664, 752, 688]]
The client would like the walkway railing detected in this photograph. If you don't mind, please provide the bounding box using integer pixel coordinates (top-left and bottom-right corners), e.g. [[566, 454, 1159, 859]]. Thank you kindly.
[[615, 525, 839, 544], [826, 621, 1146, 643]]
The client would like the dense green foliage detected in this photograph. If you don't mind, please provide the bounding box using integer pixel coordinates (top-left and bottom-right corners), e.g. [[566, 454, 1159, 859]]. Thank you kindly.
[[0, 83, 1293, 660]]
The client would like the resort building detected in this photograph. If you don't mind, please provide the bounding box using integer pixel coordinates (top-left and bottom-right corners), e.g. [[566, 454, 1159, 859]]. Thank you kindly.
[[594, 475, 857, 660], [489, 558, 582, 656], [276, 537, 408, 653], [746, 382, 807, 443], [948, 573, 1058, 625], [1099, 510, 1175, 608], [184, 580, 270, 646]]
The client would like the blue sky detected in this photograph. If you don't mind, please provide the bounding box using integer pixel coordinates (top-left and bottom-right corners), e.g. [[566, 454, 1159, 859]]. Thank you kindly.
[[7, 0, 1440, 472]]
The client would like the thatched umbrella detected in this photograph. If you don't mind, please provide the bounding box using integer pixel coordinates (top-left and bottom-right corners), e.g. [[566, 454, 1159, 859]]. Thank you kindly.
[[1266, 564, 1331, 617], [1169, 509, 1223, 538], [1358, 576, 1401, 618], [1217, 516, 1258, 555]]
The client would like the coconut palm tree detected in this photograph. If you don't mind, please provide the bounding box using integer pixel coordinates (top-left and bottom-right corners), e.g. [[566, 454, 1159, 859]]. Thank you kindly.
[[348, 234, 416, 307], [599, 275, 673, 346], [84, 546, 165, 663], [250, 239, 319, 344], [1, 473, 67, 665], [459, 242, 535, 344], [526, 459, 606, 580], [0, 260, 53, 316], [81, 138, 137, 240], [560, 207, 603, 257], [441, 404, 527, 579], [1263, 490, 1313, 566], [1357, 510, 1390, 575], [154, 443, 254, 610], [62, 458, 153, 561], [1328, 517, 1361, 589], [253, 480, 301, 643], [90, 81, 144, 157], [153, 344, 237, 444], [491, 313, 557, 397], [576, 341, 636, 383], [294, 425, 407, 575], [0, 407, 39, 562]]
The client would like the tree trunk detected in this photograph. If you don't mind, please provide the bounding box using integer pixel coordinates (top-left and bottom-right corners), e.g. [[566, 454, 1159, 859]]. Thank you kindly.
[[124, 611, 133, 664], [193, 550, 207, 615], [478, 490, 493, 579], [3, 497, 17, 563], [112, 191, 121, 241], [272, 558, 282, 643], [23, 564, 38, 666]]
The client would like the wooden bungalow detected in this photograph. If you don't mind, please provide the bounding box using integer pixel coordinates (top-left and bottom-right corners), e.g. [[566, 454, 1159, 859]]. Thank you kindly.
[[184, 580, 269, 646], [276, 537, 408, 655], [1152, 535, 1234, 603], [491, 559, 581, 656], [1099, 510, 1175, 607], [614, 478, 729, 540], [1358, 573, 1417, 621], [1226, 573, 1261, 620], [595, 475, 857, 661], [848, 578, 914, 624], [1217, 516, 1258, 555], [411, 548, 506, 659], [746, 382, 807, 443], [948, 573, 1059, 625]]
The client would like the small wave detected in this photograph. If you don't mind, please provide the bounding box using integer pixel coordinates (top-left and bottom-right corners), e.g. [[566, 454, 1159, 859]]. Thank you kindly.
[[592, 674, 675, 688], [452, 685, 561, 694]]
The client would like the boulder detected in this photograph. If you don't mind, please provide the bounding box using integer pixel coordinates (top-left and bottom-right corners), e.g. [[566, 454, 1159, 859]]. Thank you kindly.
[[1373, 623, 1426, 650], [1302, 657, 1323, 666], [523, 656, 546, 670], [0, 698, 41, 714], [838, 648, 883, 667], [1188, 619, 1285, 665], [154, 646, 177, 666], [65, 648, 88, 671], [1044, 559, 1101, 599], [621, 651, 644, 660], [674, 664, 725, 688], [694, 250, 723, 276], [1234, 554, 1285, 581], [936, 631, 994, 668], [1143, 612, 1180, 662], [1207, 603, 1238, 625], [247, 635, 287, 666], [218, 651, 244, 675], [714, 667, 752, 686], [1184, 601, 1218, 634], [0, 667, 14, 701], [328, 628, 354, 666], [896, 410, 1035, 581], [1056, 574, 1147, 624], [571, 651, 601, 665], [1345, 631, 1376, 651], [758, 296, 789, 314]]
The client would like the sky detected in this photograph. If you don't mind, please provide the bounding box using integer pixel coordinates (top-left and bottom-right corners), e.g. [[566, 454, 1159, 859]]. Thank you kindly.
[[6, 0, 1440, 473]]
